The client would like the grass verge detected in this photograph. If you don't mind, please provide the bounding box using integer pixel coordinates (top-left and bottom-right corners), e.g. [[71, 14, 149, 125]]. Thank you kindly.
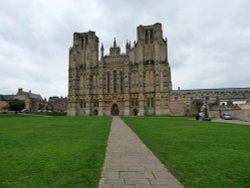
[[123, 117, 250, 188], [0, 115, 111, 188]]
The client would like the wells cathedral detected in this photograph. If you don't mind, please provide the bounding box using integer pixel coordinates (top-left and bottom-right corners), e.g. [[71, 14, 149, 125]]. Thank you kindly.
[[67, 23, 250, 117]]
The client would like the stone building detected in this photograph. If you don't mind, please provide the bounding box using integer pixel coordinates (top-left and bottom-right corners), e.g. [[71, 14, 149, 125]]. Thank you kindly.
[[15, 88, 43, 111], [68, 23, 172, 116], [170, 88, 250, 116], [0, 95, 8, 112], [68, 23, 250, 116], [1, 89, 68, 113], [47, 96, 67, 112], [0, 88, 43, 112]]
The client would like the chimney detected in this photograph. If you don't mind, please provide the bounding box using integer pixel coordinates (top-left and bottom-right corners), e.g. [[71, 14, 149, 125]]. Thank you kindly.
[[18, 88, 23, 94]]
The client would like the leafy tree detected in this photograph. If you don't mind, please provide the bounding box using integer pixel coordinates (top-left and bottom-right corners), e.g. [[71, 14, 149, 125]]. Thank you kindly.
[[9, 99, 25, 112]]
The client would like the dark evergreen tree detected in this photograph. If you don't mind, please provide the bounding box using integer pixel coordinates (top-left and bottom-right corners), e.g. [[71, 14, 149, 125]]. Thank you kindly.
[[9, 99, 25, 112]]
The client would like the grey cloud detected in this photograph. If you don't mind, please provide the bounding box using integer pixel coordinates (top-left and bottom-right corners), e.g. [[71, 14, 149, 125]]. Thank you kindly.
[[0, 0, 249, 97]]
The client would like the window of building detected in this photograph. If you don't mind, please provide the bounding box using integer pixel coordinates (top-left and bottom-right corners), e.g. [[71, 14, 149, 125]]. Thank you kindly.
[[107, 72, 110, 93], [135, 98, 138, 106], [150, 29, 153, 43], [120, 72, 123, 92], [80, 75, 84, 94], [80, 100, 85, 108], [131, 99, 134, 106], [147, 98, 150, 107], [151, 98, 154, 107], [145, 31, 148, 43], [92, 100, 99, 107], [81, 37, 84, 49], [113, 70, 117, 93], [147, 98, 154, 108], [145, 29, 153, 44]]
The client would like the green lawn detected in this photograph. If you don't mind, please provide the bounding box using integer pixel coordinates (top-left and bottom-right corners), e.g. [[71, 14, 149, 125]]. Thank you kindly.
[[0, 115, 111, 188], [123, 117, 250, 188]]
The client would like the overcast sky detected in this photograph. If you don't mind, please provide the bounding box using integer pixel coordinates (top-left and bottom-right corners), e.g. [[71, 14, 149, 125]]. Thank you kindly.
[[1, 0, 250, 98]]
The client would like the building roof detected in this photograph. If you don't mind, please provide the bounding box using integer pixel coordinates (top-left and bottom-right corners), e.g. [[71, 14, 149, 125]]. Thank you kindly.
[[219, 96, 246, 100], [0, 95, 7, 101], [0, 95, 15, 101], [13, 95, 26, 101], [16, 88, 43, 100], [171, 87, 250, 95]]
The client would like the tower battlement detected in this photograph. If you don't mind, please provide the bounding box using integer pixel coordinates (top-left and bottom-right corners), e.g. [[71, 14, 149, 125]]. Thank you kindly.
[[137, 23, 165, 44], [73, 31, 99, 50]]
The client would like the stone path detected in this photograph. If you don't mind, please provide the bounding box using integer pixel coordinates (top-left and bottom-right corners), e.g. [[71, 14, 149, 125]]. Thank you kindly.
[[99, 116, 183, 188]]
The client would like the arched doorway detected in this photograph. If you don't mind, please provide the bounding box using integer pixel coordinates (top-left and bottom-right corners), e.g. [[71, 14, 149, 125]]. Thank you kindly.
[[133, 109, 138, 116], [191, 100, 203, 114], [93, 109, 98, 116], [111, 104, 119, 116]]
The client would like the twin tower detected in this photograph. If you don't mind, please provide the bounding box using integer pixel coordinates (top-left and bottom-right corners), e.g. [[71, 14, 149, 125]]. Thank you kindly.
[[68, 23, 172, 116]]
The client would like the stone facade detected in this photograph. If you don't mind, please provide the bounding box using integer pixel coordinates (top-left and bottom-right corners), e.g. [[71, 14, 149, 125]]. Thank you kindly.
[[170, 88, 250, 116], [1, 89, 67, 113], [68, 23, 250, 116], [68, 23, 172, 116], [0, 88, 43, 112], [47, 96, 67, 112], [15, 88, 43, 111], [0, 95, 8, 112]]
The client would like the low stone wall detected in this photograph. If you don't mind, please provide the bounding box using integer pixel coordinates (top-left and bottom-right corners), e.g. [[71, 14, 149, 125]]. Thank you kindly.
[[230, 109, 250, 122], [209, 110, 220, 118], [209, 109, 250, 122]]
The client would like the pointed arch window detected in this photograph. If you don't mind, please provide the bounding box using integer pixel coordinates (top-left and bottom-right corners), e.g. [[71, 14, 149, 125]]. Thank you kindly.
[[107, 72, 110, 93], [113, 70, 117, 93], [120, 72, 123, 93]]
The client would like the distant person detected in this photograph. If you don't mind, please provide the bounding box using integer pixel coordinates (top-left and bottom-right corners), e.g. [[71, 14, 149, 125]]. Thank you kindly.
[[195, 112, 200, 120]]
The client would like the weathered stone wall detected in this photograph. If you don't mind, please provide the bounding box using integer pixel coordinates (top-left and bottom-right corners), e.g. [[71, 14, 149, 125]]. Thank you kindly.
[[68, 23, 171, 116], [222, 109, 250, 122], [170, 88, 250, 116]]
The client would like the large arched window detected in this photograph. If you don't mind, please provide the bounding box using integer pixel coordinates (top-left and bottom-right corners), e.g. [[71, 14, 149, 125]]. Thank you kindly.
[[113, 70, 117, 93], [107, 72, 110, 93], [80, 74, 84, 94], [80, 99, 85, 108], [120, 72, 123, 93]]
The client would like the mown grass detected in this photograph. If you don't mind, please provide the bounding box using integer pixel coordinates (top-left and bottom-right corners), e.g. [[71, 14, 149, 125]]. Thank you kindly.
[[0, 115, 111, 188], [123, 117, 250, 188]]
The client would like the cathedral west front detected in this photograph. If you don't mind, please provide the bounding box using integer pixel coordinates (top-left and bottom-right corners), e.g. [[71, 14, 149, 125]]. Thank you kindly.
[[67, 23, 172, 116], [68, 23, 250, 117]]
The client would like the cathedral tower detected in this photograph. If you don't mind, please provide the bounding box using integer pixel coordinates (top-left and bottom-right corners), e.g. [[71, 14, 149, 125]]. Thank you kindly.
[[68, 31, 99, 116]]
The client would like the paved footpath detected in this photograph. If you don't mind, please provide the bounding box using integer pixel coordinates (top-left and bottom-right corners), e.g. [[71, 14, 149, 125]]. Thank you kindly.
[[212, 118, 250, 126], [99, 116, 183, 188]]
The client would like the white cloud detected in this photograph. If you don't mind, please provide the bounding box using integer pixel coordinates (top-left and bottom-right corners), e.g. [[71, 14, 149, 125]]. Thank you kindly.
[[0, 0, 250, 98]]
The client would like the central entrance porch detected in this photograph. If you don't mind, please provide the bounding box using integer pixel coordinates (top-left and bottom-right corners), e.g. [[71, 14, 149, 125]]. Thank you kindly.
[[111, 103, 119, 116]]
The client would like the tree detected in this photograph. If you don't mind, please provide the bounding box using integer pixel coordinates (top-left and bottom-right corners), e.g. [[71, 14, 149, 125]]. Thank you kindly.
[[9, 99, 25, 112]]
